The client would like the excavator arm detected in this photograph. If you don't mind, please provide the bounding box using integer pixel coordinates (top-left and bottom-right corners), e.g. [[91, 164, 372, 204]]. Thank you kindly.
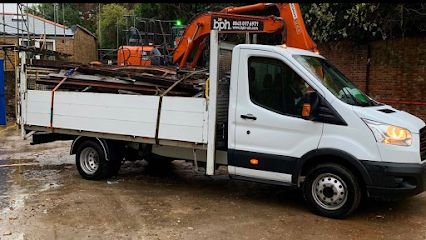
[[173, 3, 317, 69], [221, 3, 317, 52], [172, 13, 284, 69]]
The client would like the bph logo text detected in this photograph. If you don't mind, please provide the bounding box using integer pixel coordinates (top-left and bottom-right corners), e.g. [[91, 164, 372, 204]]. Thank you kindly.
[[213, 18, 231, 31]]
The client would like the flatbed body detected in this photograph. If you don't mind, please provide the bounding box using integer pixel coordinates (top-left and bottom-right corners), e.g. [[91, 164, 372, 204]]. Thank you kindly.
[[25, 90, 209, 148]]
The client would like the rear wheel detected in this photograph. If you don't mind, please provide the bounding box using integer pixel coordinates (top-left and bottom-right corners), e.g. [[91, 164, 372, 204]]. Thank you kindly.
[[303, 163, 361, 219], [75, 140, 122, 180]]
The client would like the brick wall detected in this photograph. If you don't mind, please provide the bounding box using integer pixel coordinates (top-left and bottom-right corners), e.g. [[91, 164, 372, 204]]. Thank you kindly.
[[53, 37, 74, 59], [71, 28, 98, 64], [318, 36, 426, 121], [53, 29, 98, 63], [3, 71, 15, 118], [0, 29, 97, 67], [0, 37, 20, 71]]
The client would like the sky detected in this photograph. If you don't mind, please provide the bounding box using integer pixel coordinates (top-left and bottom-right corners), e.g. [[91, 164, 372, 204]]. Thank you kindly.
[[1, 3, 38, 14]]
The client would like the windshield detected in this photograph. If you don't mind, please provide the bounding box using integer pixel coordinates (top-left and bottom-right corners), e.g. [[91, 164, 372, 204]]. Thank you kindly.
[[294, 55, 380, 107]]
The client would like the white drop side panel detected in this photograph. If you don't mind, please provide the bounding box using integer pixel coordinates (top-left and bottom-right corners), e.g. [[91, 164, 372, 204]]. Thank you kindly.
[[27, 90, 159, 138], [26, 90, 51, 127], [158, 96, 208, 143], [25, 90, 208, 144]]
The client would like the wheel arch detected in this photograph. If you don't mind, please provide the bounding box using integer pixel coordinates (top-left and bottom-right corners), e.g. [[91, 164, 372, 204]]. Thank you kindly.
[[70, 136, 111, 161], [293, 148, 372, 187]]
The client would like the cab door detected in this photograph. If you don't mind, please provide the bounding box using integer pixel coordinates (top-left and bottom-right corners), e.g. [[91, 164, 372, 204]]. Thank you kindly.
[[228, 48, 324, 184]]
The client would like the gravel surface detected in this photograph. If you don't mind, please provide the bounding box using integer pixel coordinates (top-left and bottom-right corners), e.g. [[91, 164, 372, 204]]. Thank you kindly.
[[1, 126, 426, 240]]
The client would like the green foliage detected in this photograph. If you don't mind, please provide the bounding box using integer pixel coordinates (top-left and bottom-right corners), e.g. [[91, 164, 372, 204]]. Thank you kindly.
[[301, 3, 426, 43], [26, 3, 426, 48], [133, 3, 426, 43], [133, 3, 227, 23], [98, 4, 128, 49], [25, 3, 97, 33]]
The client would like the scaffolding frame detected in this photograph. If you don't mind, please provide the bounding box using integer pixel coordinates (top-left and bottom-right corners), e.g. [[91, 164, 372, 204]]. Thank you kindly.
[[0, 3, 72, 119], [98, 14, 185, 64], [123, 15, 180, 49]]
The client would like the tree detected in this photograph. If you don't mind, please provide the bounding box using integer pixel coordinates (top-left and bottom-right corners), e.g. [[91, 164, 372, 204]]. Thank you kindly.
[[132, 3, 426, 44], [98, 4, 128, 49], [26, 3, 98, 33], [133, 3, 228, 24], [300, 3, 426, 43], [27, 3, 426, 49]]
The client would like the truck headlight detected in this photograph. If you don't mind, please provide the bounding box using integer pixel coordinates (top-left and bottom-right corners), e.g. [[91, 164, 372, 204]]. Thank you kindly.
[[362, 119, 412, 146]]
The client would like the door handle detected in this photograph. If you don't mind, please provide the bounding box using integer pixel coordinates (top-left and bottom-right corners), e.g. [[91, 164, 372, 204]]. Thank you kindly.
[[240, 114, 257, 120]]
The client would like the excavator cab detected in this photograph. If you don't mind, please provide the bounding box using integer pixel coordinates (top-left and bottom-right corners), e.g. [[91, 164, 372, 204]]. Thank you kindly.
[[172, 25, 186, 48]]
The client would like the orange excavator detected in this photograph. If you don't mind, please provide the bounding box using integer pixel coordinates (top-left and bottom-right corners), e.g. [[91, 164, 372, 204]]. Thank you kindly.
[[173, 3, 318, 69], [118, 13, 284, 67], [118, 3, 317, 69]]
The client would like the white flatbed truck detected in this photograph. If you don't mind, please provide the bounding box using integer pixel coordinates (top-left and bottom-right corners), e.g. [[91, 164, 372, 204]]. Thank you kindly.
[[18, 31, 426, 218]]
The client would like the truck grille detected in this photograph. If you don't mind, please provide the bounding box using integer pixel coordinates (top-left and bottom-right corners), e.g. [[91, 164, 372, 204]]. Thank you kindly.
[[421, 126, 426, 161]]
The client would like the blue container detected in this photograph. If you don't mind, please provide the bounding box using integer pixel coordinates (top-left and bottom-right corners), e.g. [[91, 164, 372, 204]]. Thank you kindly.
[[0, 59, 6, 125]]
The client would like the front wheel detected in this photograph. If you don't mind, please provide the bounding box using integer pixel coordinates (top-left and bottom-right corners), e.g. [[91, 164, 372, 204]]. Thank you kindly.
[[303, 163, 362, 219]]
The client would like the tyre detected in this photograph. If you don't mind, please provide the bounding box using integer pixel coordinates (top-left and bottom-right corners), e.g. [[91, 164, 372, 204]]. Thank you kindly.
[[303, 163, 362, 219], [108, 142, 124, 177], [75, 140, 122, 180]]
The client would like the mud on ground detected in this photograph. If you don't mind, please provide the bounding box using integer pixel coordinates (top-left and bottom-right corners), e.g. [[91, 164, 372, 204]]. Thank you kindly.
[[1, 125, 426, 240]]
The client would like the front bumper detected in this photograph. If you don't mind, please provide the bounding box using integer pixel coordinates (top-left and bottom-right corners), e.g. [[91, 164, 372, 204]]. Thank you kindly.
[[362, 161, 426, 201]]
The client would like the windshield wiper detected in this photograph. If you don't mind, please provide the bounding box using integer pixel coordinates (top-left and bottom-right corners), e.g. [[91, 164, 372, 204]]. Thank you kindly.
[[342, 87, 364, 106]]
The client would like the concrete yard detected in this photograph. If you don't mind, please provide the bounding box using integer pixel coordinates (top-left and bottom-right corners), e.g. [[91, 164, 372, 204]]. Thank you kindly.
[[1, 125, 426, 240]]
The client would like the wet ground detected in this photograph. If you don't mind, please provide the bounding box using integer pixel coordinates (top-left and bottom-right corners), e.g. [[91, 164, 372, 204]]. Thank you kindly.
[[1, 125, 426, 240]]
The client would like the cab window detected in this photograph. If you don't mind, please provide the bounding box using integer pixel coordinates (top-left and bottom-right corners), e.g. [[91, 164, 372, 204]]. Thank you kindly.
[[248, 57, 309, 117]]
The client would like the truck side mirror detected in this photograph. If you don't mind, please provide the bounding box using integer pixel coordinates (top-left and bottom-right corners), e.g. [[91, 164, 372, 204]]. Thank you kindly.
[[301, 91, 320, 120]]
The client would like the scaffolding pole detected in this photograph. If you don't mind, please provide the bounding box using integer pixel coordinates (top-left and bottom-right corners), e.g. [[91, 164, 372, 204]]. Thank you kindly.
[[98, 3, 101, 49], [2, 3, 5, 44]]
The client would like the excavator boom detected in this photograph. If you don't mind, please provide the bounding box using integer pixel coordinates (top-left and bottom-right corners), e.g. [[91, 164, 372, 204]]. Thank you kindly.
[[172, 12, 284, 68], [172, 3, 317, 69], [221, 3, 317, 52]]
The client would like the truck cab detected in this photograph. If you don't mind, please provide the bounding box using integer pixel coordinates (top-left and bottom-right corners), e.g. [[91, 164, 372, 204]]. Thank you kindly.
[[226, 44, 426, 218]]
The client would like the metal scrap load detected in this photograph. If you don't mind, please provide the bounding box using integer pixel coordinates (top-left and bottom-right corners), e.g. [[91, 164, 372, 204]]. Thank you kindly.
[[28, 60, 208, 97]]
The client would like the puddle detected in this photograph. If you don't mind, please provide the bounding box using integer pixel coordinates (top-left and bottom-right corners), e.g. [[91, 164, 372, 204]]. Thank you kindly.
[[23, 169, 62, 180], [0, 162, 70, 224], [0, 159, 35, 165], [39, 182, 62, 192], [1, 190, 26, 215], [0, 159, 11, 209], [107, 179, 124, 185]]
